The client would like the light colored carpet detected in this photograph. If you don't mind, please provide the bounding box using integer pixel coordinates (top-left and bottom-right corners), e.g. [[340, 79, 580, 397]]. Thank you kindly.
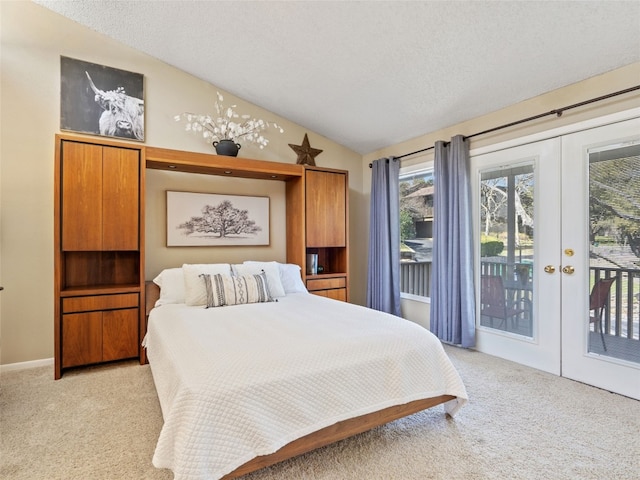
[[1, 346, 639, 480]]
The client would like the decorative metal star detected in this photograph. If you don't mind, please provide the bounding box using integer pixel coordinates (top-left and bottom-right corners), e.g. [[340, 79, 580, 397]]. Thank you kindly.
[[289, 133, 323, 166]]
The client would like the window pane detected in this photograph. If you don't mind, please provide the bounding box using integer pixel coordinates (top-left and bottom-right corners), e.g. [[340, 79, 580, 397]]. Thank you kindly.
[[399, 169, 434, 297]]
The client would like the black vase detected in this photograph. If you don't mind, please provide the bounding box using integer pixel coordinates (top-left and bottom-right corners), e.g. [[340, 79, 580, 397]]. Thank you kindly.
[[213, 139, 241, 157]]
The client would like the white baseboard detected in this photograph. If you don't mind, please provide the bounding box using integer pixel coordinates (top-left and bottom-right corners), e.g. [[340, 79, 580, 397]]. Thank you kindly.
[[1, 357, 54, 373]]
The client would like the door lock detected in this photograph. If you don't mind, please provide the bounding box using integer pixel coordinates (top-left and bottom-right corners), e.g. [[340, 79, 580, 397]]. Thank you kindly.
[[544, 265, 556, 274], [564, 248, 574, 257], [562, 265, 575, 274]]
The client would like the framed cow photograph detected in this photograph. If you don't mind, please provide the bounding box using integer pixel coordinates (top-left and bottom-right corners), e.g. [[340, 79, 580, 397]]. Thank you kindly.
[[60, 56, 144, 142]]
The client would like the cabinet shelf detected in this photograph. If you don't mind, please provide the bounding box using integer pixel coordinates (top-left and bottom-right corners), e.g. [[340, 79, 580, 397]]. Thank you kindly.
[[305, 272, 347, 280], [61, 251, 140, 289], [146, 146, 304, 180], [60, 284, 141, 297]]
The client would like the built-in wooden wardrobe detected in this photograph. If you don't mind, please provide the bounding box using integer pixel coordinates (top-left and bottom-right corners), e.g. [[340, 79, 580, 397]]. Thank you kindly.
[[54, 135, 144, 379], [54, 136, 349, 377], [286, 167, 349, 301]]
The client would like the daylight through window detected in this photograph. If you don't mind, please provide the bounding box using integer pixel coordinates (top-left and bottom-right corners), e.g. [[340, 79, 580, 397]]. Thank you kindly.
[[399, 167, 434, 299]]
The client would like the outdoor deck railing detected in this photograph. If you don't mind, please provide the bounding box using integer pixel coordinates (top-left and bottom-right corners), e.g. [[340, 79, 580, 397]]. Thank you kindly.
[[480, 260, 639, 341], [402, 259, 639, 341], [400, 261, 431, 298], [591, 266, 640, 340]]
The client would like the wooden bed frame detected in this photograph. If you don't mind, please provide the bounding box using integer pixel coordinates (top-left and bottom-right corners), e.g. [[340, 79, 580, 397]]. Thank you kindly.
[[144, 282, 455, 479]]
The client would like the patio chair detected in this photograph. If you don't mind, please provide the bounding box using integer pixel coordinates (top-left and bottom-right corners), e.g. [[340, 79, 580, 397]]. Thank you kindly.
[[589, 277, 616, 352], [480, 275, 528, 330]]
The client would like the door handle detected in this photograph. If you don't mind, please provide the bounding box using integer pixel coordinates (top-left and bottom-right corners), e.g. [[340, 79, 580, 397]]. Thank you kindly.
[[562, 265, 575, 275], [544, 265, 556, 274]]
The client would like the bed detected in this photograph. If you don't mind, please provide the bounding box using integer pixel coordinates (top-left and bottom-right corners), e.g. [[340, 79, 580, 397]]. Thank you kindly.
[[143, 262, 468, 480]]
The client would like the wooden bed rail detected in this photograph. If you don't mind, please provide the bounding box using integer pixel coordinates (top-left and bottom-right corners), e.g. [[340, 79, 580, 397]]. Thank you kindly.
[[141, 281, 160, 365], [145, 281, 160, 317], [223, 394, 455, 479]]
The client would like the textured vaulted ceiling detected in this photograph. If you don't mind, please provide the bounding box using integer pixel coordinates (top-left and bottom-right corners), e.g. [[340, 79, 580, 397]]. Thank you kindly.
[[34, 1, 640, 155]]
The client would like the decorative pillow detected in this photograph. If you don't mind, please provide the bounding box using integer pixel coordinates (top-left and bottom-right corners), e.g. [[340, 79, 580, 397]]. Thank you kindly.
[[234, 261, 286, 298], [152, 267, 186, 306], [201, 272, 274, 307], [183, 263, 232, 306], [278, 263, 308, 294]]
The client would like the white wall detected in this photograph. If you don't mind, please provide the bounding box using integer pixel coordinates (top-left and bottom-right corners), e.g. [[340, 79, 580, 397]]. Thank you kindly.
[[0, 2, 363, 365]]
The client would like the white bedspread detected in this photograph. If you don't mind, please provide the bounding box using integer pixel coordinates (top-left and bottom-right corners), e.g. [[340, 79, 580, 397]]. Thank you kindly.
[[145, 293, 467, 480]]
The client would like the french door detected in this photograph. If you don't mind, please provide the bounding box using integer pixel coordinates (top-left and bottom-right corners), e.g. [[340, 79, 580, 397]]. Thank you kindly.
[[472, 138, 562, 375], [472, 116, 640, 400], [561, 119, 640, 399]]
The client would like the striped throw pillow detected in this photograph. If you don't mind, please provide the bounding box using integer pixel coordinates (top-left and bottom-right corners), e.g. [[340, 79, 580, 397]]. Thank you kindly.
[[200, 272, 274, 307]]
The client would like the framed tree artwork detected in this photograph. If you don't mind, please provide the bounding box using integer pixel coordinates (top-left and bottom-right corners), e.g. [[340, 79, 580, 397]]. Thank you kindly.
[[166, 191, 270, 246]]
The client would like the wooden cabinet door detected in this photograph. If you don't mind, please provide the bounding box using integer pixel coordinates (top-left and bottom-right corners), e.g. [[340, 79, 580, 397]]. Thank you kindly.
[[62, 312, 102, 367], [61, 142, 103, 251], [102, 147, 139, 250], [61, 142, 139, 251], [305, 170, 346, 247], [102, 308, 138, 361]]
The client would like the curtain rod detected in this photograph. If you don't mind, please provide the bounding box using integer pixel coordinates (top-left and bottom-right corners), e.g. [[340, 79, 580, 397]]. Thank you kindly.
[[369, 84, 640, 167]]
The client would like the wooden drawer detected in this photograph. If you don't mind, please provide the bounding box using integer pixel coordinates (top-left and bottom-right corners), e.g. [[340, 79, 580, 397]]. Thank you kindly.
[[312, 288, 347, 302], [62, 293, 139, 313], [306, 277, 346, 291]]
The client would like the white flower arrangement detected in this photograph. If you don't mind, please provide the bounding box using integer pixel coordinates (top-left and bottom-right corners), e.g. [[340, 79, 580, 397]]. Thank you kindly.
[[174, 92, 284, 149]]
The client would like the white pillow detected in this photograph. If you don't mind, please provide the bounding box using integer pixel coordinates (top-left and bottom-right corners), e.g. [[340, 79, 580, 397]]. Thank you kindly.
[[183, 263, 232, 306], [235, 261, 286, 298], [152, 267, 186, 306], [278, 263, 308, 294]]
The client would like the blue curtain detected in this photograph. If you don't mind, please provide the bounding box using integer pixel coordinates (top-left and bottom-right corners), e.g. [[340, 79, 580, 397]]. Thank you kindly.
[[430, 135, 476, 347], [367, 157, 401, 316]]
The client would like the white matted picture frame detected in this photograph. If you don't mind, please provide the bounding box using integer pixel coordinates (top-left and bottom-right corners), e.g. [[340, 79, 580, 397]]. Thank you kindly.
[[60, 56, 145, 141], [166, 191, 270, 246]]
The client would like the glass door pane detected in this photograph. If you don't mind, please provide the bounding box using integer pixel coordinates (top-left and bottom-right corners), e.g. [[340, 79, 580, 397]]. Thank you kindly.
[[588, 143, 640, 363], [479, 164, 535, 337]]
